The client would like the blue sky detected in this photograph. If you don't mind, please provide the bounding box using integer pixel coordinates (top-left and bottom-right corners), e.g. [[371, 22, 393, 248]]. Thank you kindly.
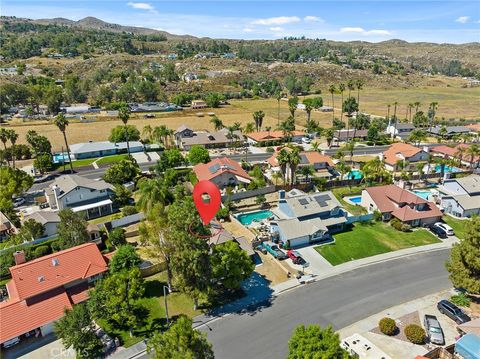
[[3, 1, 480, 43]]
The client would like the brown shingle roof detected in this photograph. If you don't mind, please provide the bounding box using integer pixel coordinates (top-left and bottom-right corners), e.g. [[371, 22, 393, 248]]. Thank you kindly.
[[193, 157, 251, 182]]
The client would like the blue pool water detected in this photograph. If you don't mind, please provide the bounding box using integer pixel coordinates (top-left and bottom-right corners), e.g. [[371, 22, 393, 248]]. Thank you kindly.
[[52, 153, 70, 164], [347, 169, 363, 180], [434, 165, 461, 173], [349, 196, 362, 204], [412, 190, 431, 200], [237, 210, 274, 225]]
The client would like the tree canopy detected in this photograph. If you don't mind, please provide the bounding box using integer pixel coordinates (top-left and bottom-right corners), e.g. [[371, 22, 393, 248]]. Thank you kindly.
[[109, 244, 141, 273], [56, 209, 90, 249], [103, 159, 141, 185], [109, 125, 141, 143], [187, 145, 211, 165]]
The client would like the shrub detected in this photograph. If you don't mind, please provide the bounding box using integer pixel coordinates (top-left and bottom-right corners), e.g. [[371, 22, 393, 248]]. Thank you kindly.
[[450, 293, 471, 307], [121, 205, 138, 216], [109, 228, 127, 248], [373, 210, 383, 222], [379, 317, 397, 336], [216, 207, 230, 221], [33, 245, 51, 258], [404, 324, 425, 344], [266, 147, 274, 153], [390, 218, 403, 231]]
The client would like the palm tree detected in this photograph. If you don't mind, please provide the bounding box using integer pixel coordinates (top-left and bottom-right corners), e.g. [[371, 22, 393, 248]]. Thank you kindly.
[[392, 101, 398, 140], [325, 128, 334, 148], [338, 83, 345, 123], [455, 146, 467, 168], [142, 125, 153, 142], [328, 85, 336, 122], [347, 79, 354, 97], [428, 102, 438, 132], [415, 162, 425, 176], [466, 144, 480, 168], [278, 118, 295, 143], [386, 104, 391, 122], [414, 101, 421, 114], [54, 113, 73, 173], [344, 140, 355, 164], [288, 97, 298, 119], [275, 91, 282, 127], [226, 125, 240, 150], [7, 130, 18, 169], [253, 110, 265, 132], [311, 141, 321, 152], [272, 171, 281, 186], [355, 79, 364, 106], [303, 99, 314, 129], [244, 122, 255, 134], [165, 128, 174, 149], [276, 148, 290, 184], [153, 125, 168, 148], [363, 157, 388, 184], [288, 147, 301, 185], [210, 115, 224, 131], [0, 128, 10, 166], [118, 104, 131, 156], [300, 165, 315, 183], [408, 103, 414, 122], [137, 178, 170, 214]]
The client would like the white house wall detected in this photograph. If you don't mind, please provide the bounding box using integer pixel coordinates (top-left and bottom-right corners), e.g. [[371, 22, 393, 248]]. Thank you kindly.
[[59, 187, 109, 209]]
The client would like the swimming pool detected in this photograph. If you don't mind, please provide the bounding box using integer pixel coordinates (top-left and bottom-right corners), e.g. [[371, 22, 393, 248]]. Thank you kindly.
[[435, 165, 461, 173], [52, 153, 70, 164], [348, 196, 362, 204], [412, 190, 431, 200], [347, 169, 363, 180], [236, 210, 274, 226]]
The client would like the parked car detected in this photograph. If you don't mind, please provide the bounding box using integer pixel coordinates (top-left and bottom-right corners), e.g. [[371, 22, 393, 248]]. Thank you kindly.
[[430, 225, 447, 239], [423, 314, 444, 345], [434, 222, 454, 236], [287, 250, 309, 266], [33, 174, 53, 183], [262, 241, 287, 260], [437, 300, 471, 324], [301, 137, 311, 144], [3, 336, 20, 348], [13, 197, 25, 208]]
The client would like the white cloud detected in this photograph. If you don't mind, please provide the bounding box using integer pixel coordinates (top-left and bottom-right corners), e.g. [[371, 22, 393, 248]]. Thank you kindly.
[[243, 28, 254, 33], [252, 16, 300, 26], [455, 16, 469, 23], [127, 2, 154, 10], [304, 16, 321, 22], [340, 27, 391, 36]]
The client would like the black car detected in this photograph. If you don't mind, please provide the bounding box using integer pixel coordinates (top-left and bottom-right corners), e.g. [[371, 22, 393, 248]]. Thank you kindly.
[[430, 225, 447, 239], [437, 300, 471, 324]]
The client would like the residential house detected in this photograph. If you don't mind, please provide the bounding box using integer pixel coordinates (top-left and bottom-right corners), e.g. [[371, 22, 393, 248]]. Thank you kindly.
[[61, 105, 101, 114], [246, 130, 304, 145], [427, 126, 471, 138], [386, 123, 416, 140], [128, 102, 181, 112], [268, 151, 336, 179], [361, 184, 442, 226], [175, 126, 244, 150], [68, 141, 144, 160], [466, 123, 480, 134], [24, 211, 60, 238], [333, 129, 369, 144], [431, 144, 479, 168], [191, 100, 208, 109], [0, 211, 17, 242], [437, 175, 480, 218], [271, 190, 347, 248], [193, 157, 252, 189], [382, 143, 429, 171], [0, 243, 108, 346], [208, 228, 254, 257], [45, 175, 114, 219]]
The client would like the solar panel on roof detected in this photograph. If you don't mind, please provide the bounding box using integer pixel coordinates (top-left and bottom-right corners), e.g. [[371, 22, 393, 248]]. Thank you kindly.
[[314, 194, 330, 207], [298, 198, 309, 205], [208, 164, 220, 173]]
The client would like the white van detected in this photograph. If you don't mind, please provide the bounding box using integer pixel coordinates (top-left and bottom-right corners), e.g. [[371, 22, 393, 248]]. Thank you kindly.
[[3, 336, 20, 348]]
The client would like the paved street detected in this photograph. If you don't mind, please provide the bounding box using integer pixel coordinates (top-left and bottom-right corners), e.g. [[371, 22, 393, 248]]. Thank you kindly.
[[198, 250, 451, 359]]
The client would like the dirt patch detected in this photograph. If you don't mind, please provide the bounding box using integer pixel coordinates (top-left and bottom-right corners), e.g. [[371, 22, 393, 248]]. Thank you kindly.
[[370, 311, 428, 348], [254, 252, 290, 286]]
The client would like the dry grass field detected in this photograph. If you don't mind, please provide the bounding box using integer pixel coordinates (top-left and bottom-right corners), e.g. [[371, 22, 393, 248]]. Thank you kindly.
[[4, 84, 479, 151]]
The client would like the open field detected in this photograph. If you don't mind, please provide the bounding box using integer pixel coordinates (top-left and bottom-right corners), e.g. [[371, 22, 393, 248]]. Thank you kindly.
[[3, 85, 479, 151], [316, 222, 440, 265]]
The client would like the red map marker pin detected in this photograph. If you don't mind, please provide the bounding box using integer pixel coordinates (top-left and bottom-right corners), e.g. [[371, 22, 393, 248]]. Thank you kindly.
[[193, 180, 221, 225]]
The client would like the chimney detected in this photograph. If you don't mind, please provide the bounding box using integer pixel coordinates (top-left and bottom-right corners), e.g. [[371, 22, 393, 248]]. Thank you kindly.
[[14, 251, 26, 265], [423, 146, 430, 153]]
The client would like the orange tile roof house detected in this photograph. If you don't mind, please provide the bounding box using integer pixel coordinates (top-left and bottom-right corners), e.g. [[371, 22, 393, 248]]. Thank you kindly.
[[193, 157, 252, 189], [432, 144, 480, 168], [382, 143, 429, 171], [268, 151, 336, 179], [360, 184, 442, 226], [0, 243, 108, 345], [246, 130, 304, 145]]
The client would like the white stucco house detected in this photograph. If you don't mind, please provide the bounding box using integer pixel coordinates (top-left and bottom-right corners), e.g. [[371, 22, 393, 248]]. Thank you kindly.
[[193, 157, 252, 189], [437, 174, 480, 218]]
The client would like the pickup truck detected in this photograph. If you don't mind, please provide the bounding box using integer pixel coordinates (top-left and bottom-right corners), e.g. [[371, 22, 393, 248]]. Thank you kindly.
[[424, 314, 444, 345], [262, 241, 287, 260]]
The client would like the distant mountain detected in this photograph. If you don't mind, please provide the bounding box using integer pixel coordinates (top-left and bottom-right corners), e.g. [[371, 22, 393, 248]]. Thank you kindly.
[[3, 15, 195, 40]]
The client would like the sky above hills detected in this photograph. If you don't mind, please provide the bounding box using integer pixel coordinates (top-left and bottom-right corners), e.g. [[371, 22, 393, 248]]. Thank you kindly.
[[3, 0, 480, 43]]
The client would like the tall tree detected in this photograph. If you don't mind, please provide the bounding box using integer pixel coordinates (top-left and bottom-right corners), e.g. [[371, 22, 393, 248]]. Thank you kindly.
[[347, 79, 355, 97], [109, 244, 141, 273], [338, 83, 345, 123], [303, 99, 314, 129], [147, 316, 214, 359], [288, 146, 301, 185], [276, 148, 290, 183], [118, 104, 132, 156], [446, 217, 480, 293], [328, 85, 336, 123], [54, 303, 103, 359], [0, 128, 10, 166], [210, 115, 224, 131], [54, 112, 73, 173], [187, 145, 211, 165], [466, 144, 480, 168], [355, 79, 364, 106], [287, 324, 351, 359], [275, 90, 282, 127], [244, 122, 255, 134], [288, 96, 298, 119], [56, 208, 90, 249], [252, 110, 265, 132], [7, 129, 18, 168]]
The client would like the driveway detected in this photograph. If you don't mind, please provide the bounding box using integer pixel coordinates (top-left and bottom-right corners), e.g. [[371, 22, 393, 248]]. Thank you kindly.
[[295, 245, 333, 274], [3, 334, 74, 359]]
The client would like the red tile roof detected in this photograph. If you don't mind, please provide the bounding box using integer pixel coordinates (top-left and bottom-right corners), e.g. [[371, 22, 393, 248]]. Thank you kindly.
[[66, 282, 90, 305], [365, 185, 442, 222], [246, 130, 304, 142], [268, 151, 334, 167], [9, 243, 108, 300], [193, 157, 251, 182], [432, 144, 479, 162], [383, 143, 423, 165], [0, 287, 72, 343]]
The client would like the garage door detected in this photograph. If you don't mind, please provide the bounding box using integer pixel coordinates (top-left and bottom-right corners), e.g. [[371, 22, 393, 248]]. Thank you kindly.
[[290, 236, 310, 248]]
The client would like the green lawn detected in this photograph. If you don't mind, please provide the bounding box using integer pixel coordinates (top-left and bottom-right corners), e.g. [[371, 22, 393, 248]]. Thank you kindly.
[[316, 222, 440, 266], [99, 272, 201, 348], [96, 154, 129, 165], [88, 212, 123, 225], [332, 186, 367, 215], [443, 216, 471, 239]]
